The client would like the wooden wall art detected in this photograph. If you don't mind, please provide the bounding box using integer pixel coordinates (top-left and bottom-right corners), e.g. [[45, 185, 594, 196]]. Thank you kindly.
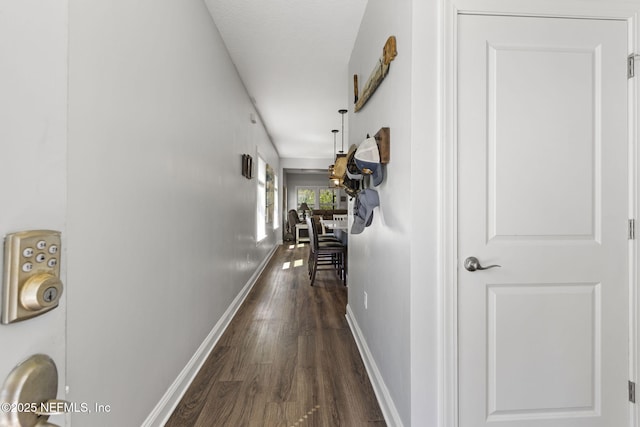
[[374, 127, 390, 163], [266, 163, 274, 223], [353, 36, 397, 112]]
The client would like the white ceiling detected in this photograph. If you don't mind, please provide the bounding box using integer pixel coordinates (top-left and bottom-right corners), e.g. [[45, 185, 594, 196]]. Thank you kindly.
[[204, 0, 368, 160]]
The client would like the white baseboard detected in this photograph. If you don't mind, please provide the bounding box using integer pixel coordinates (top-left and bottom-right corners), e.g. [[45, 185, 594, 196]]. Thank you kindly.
[[142, 245, 279, 427], [345, 304, 404, 427]]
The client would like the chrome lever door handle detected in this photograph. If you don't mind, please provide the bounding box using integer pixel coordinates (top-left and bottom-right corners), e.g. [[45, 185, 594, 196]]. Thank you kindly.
[[464, 256, 501, 272]]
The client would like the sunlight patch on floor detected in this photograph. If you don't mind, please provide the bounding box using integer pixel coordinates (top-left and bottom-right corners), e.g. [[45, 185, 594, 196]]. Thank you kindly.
[[293, 259, 304, 268], [282, 262, 291, 270], [288, 245, 296, 250], [297, 243, 305, 248]]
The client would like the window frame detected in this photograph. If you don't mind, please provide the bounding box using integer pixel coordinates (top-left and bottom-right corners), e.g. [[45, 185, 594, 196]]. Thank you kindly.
[[273, 173, 279, 230], [256, 156, 267, 242], [296, 186, 341, 211]]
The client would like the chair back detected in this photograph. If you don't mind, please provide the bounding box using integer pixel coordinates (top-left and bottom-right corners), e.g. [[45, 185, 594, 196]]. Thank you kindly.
[[288, 209, 301, 234], [306, 216, 318, 253]]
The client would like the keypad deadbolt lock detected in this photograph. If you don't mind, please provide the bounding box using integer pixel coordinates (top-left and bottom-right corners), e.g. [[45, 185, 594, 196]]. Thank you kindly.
[[2, 231, 63, 324]]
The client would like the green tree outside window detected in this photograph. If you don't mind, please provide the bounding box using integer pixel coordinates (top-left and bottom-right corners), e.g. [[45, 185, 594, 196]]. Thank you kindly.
[[297, 188, 316, 209], [319, 189, 336, 210]]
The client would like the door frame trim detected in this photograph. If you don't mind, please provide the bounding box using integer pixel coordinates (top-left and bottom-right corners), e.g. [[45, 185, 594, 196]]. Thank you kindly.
[[440, 2, 640, 426]]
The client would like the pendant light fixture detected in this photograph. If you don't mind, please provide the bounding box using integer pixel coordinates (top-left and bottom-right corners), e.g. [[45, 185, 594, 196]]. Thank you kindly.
[[337, 109, 348, 158], [328, 129, 339, 179]]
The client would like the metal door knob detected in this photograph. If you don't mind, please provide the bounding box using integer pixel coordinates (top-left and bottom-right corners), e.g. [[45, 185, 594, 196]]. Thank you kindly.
[[0, 354, 62, 427], [464, 256, 501, 272]]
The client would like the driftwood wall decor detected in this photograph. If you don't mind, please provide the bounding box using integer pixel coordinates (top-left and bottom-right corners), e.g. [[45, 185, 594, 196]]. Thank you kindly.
[[353, 36, 397, 112]]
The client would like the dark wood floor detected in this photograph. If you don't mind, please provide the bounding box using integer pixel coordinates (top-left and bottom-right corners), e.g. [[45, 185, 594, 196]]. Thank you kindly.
[[165, 243, 386, 427]]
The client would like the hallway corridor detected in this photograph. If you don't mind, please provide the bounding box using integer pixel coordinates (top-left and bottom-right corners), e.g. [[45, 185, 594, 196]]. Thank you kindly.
[[165, 244, 385, 426]]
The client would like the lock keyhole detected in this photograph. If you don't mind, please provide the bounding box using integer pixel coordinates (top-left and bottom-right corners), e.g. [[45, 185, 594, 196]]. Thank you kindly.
[[43, 287, 58, 303]]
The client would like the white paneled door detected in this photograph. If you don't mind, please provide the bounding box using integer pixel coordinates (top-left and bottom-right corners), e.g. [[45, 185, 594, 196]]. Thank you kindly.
[[458, 14, 629, 427]]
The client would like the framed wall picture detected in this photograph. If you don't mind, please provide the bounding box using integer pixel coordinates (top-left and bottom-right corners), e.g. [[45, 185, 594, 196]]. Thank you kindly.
[[241, 154, 253, 179]]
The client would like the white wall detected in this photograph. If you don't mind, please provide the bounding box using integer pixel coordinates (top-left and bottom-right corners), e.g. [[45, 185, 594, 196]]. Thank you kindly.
[[347, 0, 413, 424], [347, 1, 442, 425], [0, 2, 68, 425], [67, 1, 280, 425], [409, 0, 441, 425]]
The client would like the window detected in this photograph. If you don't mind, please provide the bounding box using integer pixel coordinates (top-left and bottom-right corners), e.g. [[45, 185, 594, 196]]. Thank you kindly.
[[319, 188, 338, 210], [256, 156, 266, 241], [297, 187, 316, 209], [273, 174, 279, 230], [296, 186, 340, 211]]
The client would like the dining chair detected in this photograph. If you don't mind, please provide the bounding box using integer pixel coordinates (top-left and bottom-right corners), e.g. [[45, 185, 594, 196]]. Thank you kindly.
[[306, 216, 346, 286]]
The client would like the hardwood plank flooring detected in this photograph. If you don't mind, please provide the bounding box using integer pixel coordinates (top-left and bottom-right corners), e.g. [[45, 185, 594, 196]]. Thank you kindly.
[[166, 243, 386, 427]]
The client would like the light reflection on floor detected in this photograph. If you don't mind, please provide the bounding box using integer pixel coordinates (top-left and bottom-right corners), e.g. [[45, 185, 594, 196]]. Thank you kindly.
[[282, 259, 304, 270]]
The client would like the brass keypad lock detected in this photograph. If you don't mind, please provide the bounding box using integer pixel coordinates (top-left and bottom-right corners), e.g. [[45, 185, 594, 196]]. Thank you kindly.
[[2, 231, 63, 324]]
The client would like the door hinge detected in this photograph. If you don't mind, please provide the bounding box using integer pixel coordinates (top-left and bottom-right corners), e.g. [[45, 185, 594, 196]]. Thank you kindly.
[[630, 381, 636, 403], [629, 219, 636, 240]]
